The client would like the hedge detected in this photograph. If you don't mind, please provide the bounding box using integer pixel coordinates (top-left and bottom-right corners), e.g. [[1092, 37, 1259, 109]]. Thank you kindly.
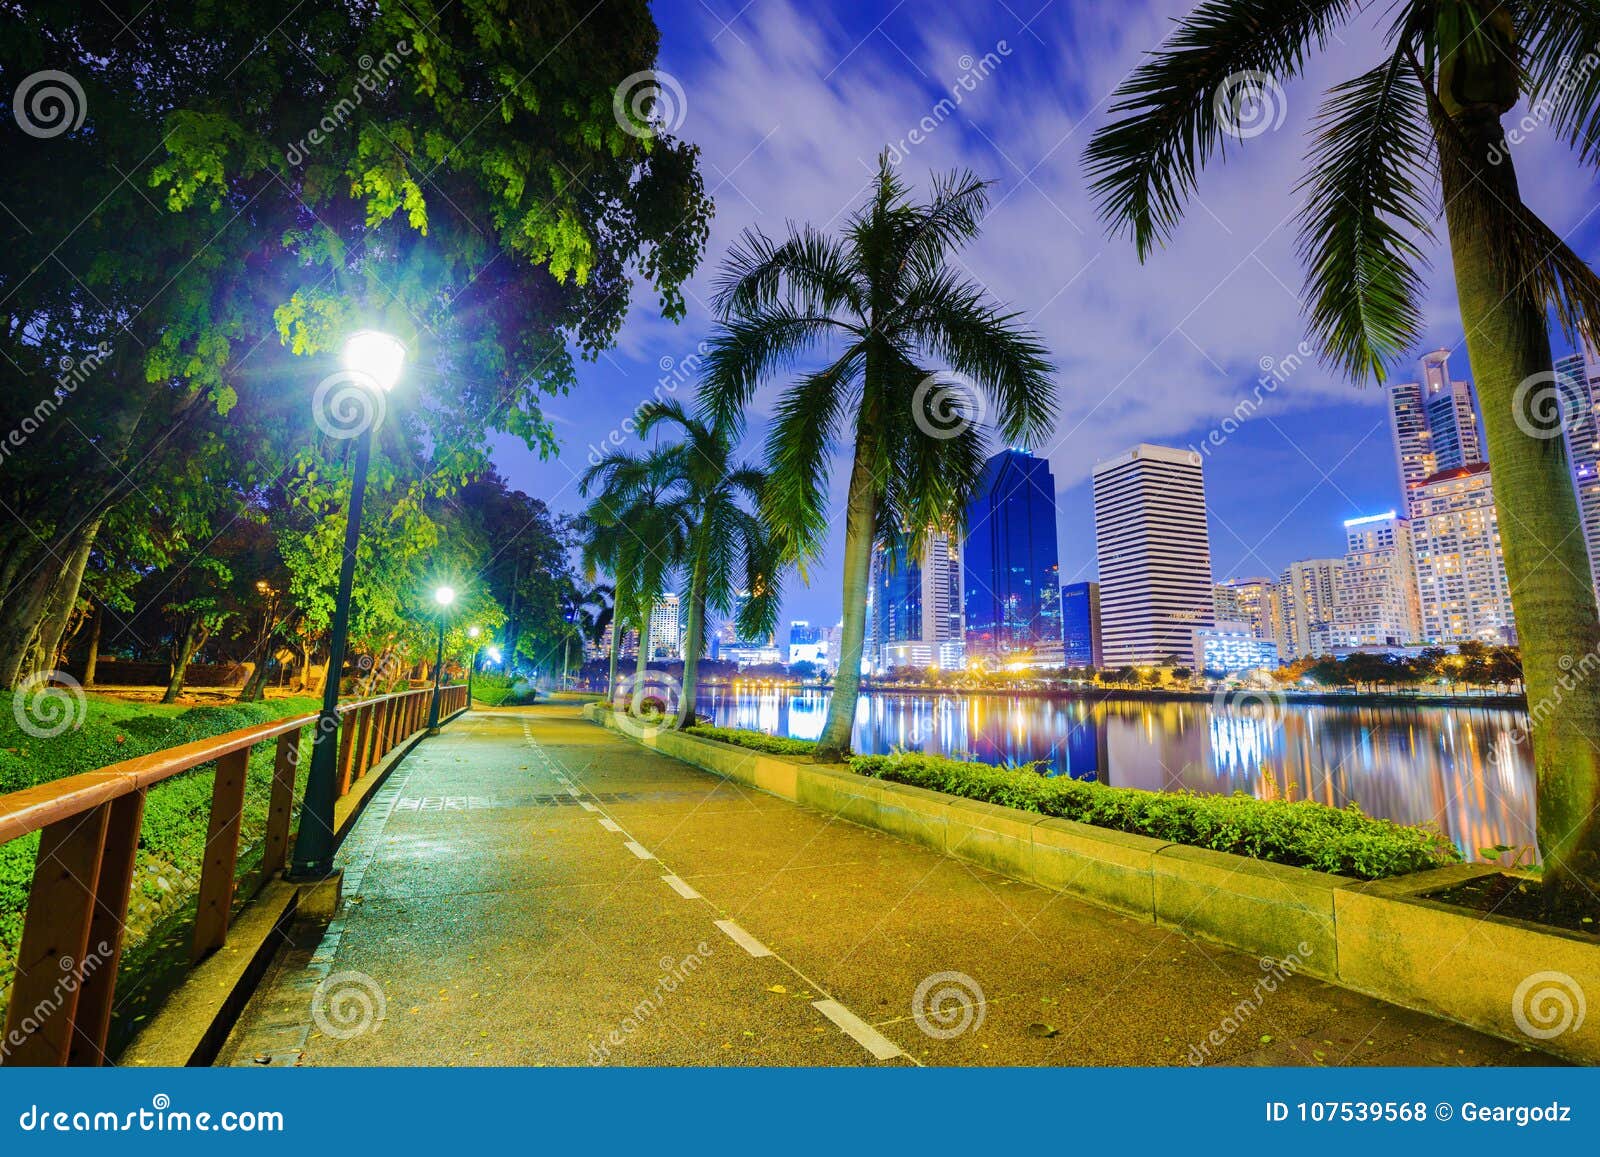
[[683, 724, 818, 756], [847, 752, 1460, 881]]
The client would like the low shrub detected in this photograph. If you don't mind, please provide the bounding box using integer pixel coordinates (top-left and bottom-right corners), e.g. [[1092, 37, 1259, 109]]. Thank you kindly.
[[684, 725, 818, 756], [470, 674, 540, 707], [848, 752, 1460, 881]]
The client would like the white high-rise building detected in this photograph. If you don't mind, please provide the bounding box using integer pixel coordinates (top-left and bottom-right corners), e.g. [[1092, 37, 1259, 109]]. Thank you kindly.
[[647, 594, 682, 659], [1275, 558, 1343, 660], [1410, 464, 1517, 645], [1213, 577, 1274, 641], [1555, 342, 1600, 596], [1092, 444, 1213, 667], [1387, 349, 1486, 515], [1336, 512, 1422, 647], [872, 531, 964, 670]]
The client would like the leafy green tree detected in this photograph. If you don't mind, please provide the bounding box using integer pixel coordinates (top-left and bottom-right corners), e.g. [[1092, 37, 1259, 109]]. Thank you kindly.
[[1085, 0, 1600, 900], [700, 156, 1055, 758]]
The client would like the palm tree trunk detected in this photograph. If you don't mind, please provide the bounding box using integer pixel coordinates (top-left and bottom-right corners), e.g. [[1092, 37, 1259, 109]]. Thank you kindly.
[[1444, 108, 1600, 899], [816, 434, 879, 759], [631, 607, 651, 712], [606, 609, 622, 704], [675, 561, 707, 730]]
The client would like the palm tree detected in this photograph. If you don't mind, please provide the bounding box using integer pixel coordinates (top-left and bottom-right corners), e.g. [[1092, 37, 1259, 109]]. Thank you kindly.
[[634, 400, 783, 727], [701, 154, 1056, 758], [580, 445, 690, 715], [1084, 0, 1600, 901]]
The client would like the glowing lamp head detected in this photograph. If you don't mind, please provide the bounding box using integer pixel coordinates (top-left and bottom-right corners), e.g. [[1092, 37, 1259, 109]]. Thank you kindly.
[[468, 626, 481, 639], [433, 585, 457, 608], [342, 330, 406, 392], [487, 646, 502, 663]]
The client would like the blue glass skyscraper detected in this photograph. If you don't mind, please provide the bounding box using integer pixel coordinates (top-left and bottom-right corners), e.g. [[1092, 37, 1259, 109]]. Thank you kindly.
[[962, 449, 1065, 666], [1061, 581, 1102, 668]]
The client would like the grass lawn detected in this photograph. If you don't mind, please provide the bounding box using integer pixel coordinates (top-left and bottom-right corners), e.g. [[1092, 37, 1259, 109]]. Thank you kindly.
[[1, 691, 323, 1028]]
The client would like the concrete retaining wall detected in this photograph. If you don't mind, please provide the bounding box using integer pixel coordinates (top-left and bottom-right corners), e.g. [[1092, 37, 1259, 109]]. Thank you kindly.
[[583, 705, 1599, 1063]]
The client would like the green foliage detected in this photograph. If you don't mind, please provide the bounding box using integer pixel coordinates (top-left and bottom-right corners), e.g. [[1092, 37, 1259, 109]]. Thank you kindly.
[[684, 725, 818, 756], [848, 752, 1461, 880], [470, 673, 540, 708]]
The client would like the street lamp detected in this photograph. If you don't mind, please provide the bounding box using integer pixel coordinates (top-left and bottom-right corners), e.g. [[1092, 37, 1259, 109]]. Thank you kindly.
[[290, 329, 404, 882], [426, 585, 456, 734], [466, 625, 481, 704]]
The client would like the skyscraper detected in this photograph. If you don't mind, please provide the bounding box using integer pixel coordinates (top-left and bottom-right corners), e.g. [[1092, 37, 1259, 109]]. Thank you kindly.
[[1213, 576, 1274, 641], [1411, 464, 1517, 644], [1336, 512, 1421, 647], [647, 594, 681, 659], [1061, 581, 1102, 668], [1555, 342, 1600, 594], [873, 531, 963, 670], [962, 449, 1065, 667], [1092, 444, 1213, 666], [1387, 349, 1485, 513], [1275, 559, 1343, 660]]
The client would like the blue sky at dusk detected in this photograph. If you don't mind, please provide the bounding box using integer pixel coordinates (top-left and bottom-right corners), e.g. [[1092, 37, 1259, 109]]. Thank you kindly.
[[491, 0, 1600, 629]]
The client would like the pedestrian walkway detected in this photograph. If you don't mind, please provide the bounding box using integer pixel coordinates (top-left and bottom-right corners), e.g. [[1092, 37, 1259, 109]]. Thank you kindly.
[[218, 704, 1549, 1066]]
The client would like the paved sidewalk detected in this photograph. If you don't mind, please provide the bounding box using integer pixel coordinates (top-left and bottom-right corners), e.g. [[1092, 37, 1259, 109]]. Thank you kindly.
[[218, 705, 1551, 1067]]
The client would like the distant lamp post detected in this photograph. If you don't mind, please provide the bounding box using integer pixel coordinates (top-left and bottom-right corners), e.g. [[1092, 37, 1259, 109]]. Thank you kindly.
[[426, 585, 457, 734], [290, 329, 404, 882], [466, 625, 481, 703]]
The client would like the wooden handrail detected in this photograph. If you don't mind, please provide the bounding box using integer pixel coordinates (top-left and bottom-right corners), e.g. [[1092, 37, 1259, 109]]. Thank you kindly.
[[0, 681, 470, 1066]]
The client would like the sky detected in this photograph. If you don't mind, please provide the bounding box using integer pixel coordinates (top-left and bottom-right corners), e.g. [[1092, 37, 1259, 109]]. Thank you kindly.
[[491, 0, 1600, 632]]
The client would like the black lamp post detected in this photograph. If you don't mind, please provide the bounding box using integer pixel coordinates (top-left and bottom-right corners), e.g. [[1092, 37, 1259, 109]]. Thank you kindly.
[[290, 330, 404, 882], [466, 625, 481, 704], [426, 585, 456, 734]]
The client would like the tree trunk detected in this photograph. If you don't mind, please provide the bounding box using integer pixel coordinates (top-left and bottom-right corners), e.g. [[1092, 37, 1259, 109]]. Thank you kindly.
[[82, 600, 102, 687], [816, 429, 880, 759], [630, 612, 651, 711], [1444, 107, 1600, 899], [606, 605, 622, 704], [675, 561, 707, 730], [162, 620, 205, 704]]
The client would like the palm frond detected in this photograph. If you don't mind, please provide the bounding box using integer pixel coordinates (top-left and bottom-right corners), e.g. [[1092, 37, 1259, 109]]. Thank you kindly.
[[1521, 0, 1600, 167], [698, 306, 855, 431], [712, 225, 866, 320], [761, 349, 862, 563], [1084, 0, 1360, 257], [1296, 51, 1435, 382]]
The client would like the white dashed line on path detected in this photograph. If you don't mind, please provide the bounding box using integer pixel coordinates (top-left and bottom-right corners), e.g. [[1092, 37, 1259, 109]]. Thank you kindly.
[[714, 919, 773, 958], [812, 1000, 905, 1061], [661, 874, 701, 900], [598, 817, 623, 833], [623, 840, 654, 860]]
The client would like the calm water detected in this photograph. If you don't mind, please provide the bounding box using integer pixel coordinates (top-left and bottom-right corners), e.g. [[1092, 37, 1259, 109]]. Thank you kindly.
[[693, 687, 1536, 863]]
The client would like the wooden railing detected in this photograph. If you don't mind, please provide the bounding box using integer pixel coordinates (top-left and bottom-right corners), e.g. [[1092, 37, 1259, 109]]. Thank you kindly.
[[0, 682, 469, 1067]]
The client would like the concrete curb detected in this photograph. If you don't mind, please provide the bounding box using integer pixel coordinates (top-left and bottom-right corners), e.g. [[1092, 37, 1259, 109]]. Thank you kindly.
[[584, 704, 1597, 1063]]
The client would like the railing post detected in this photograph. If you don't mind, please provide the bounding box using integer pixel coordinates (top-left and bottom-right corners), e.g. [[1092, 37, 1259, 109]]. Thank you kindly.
[[1, 804, 111, 1066], [261, 732, 299, 877], [191, 747, 251, 961], [377, 698, 396, 758], [70, 789, 146, 1065], [336, 705, 361, 797], [352, 704, 376, 783]]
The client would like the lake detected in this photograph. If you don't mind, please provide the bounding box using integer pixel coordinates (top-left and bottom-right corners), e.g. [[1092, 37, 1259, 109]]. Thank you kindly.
[[692, 686, 1536, 863]]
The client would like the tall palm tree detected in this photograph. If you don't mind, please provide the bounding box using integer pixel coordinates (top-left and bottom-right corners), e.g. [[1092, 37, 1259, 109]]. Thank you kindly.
[[1084, 0, 1600, 901], [580, 445, 690, 714], [634, 400, 783, 727], [701, 154, 1056, 758]]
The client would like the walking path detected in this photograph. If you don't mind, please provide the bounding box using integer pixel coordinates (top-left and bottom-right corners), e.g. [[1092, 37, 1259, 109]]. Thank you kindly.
[[218, 704, 1548, 1066]]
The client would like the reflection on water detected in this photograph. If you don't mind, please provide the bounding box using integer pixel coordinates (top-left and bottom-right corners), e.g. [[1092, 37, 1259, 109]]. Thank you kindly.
[[694, 687, 1537, 863]]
